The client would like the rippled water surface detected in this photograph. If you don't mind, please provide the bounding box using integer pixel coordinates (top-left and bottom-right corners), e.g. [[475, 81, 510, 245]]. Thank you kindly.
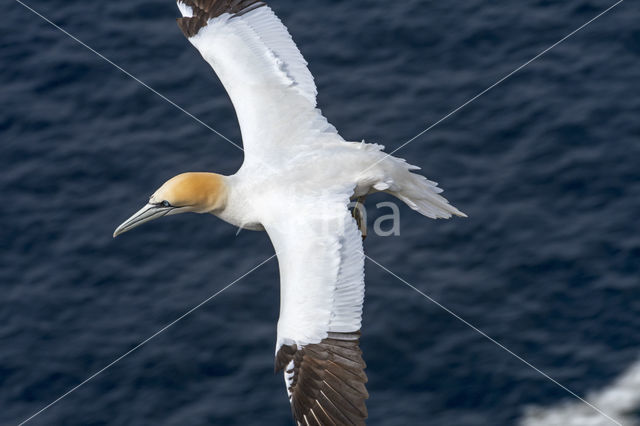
[[2, 1, 639, 425]]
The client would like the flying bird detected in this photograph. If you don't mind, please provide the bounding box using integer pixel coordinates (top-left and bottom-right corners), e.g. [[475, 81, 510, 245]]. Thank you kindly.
[[114, 1, 466, 424]]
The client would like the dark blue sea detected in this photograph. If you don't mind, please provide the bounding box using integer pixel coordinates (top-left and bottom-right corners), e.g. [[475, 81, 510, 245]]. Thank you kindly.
[[2, 1, 639, 425]]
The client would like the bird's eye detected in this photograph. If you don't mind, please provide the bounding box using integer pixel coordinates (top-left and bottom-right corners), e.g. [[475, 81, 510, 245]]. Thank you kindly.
[[161, 200, 171, 208]]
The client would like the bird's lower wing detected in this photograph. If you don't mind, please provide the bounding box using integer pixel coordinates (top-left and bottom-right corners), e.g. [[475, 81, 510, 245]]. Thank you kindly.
[[263, 190, 367, 425], [276, 331, 368, 426]]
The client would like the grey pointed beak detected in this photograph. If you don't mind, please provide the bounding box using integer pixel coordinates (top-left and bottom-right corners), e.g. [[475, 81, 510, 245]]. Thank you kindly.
[[113, 203, 172, 238]]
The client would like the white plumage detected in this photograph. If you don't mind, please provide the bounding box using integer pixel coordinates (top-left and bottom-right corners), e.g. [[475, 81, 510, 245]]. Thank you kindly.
[[264, 189, 365, 348], [184, 6, 336, 167], [172, 1, 466, 423]]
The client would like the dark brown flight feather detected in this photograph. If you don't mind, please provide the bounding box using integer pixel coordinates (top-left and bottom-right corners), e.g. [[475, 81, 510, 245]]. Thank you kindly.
[[276, 331, 369, 426], [177, 0, 266, 38]]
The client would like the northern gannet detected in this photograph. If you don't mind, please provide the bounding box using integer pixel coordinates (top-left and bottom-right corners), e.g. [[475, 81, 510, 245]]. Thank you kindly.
[[114, 1, 466, 424]]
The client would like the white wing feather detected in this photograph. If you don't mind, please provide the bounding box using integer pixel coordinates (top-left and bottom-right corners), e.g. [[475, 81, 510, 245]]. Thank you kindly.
[[262, 191, 365, 351], [178, 4, 340, 165], [177, 2, 193, 17]]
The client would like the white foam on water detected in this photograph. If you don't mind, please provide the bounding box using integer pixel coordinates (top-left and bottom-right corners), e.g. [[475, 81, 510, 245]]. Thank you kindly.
[[520, 360, 640, 426]]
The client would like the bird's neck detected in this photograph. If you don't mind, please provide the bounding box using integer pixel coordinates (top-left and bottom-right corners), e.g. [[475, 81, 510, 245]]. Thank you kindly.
[[213, 173, 264, 230]]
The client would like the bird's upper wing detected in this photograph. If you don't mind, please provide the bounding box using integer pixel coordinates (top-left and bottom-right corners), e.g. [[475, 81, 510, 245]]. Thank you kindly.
[[263, 189, 368, 425], [176, 0, 341, 165]]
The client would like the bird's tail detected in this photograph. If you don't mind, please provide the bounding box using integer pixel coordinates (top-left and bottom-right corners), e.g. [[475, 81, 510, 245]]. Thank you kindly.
[[365, 146, 467, 219], [389, 177, 467, 219]]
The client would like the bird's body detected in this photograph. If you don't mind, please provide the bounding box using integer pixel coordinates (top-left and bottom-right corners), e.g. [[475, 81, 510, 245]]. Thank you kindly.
[[224, 140, 460, 227], [114, 1, 465, 424]]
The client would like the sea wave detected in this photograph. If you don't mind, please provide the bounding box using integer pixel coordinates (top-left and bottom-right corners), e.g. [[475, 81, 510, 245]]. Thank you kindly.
[[520, 360, 640, 426]]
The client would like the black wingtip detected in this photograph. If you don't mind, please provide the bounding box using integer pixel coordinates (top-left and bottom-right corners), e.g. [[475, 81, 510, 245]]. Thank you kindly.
[[176, 0, 267, 39]]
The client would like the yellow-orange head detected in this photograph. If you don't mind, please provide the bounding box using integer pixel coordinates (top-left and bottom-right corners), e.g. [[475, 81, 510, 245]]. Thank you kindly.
[[150, 172, 228, 213], [113, 172, 228, 237]]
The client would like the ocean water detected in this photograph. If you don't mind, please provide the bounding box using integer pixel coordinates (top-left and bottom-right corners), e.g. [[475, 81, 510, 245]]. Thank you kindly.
[[1, 0, 639, 425], [521, 359, 640, 426]]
